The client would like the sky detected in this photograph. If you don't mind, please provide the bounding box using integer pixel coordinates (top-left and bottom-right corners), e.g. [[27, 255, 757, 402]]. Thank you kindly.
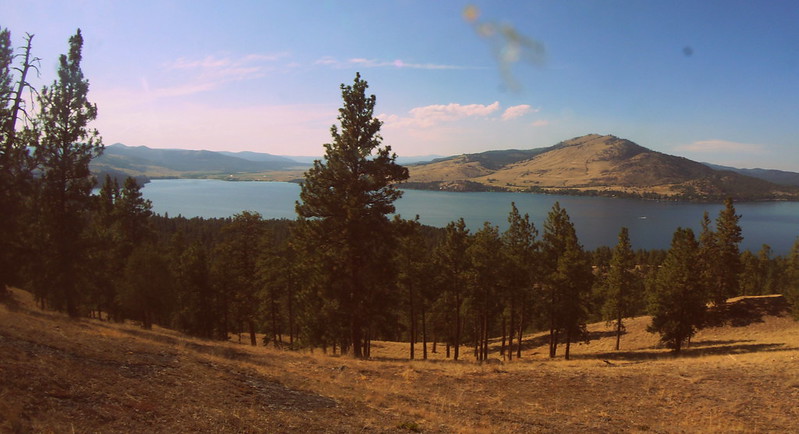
[[3, 1, 798, 169]]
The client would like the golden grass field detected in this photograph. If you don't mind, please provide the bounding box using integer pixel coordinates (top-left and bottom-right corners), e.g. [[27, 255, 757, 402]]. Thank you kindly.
[[2, 288, 798, 433]]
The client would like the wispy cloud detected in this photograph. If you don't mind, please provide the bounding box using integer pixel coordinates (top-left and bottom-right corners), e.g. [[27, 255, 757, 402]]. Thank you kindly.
[[380, 102, 501, 128], [315, 56, 480, 70], [676, 139, 765, 153], [315, 56, 339, 66], [155, 52, 288, 97], [531, 119, 550, 127], [501, 104, 538, 120]]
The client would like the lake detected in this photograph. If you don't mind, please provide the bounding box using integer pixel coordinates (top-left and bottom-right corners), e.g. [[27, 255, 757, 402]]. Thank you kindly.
[[141, 179, 799, 255]]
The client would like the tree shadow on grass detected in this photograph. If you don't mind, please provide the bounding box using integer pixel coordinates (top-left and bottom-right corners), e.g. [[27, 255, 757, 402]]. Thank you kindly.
[[576, 341, 795, 362], [705, 295, 791, 328]]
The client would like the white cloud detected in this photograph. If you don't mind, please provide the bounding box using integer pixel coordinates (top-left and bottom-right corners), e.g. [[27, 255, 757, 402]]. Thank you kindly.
[[501, 104, 538, 120], [380, 102, 501, 128], [675, 139, 765, 153], [531, 119, 550, 127]]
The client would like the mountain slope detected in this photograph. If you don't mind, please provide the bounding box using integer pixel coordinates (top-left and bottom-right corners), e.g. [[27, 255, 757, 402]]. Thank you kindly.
[[91, 144, 309, 178], [407, 134, 799, 200]]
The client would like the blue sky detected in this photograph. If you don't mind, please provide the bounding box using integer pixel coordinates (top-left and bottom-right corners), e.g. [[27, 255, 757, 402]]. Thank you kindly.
[[3, 1, 798, 169]]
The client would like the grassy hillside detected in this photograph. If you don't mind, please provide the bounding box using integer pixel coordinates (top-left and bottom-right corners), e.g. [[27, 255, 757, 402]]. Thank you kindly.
[[407, 134, 799, 200], [90, 143, 310, 179], [2, 288, 798, 432]]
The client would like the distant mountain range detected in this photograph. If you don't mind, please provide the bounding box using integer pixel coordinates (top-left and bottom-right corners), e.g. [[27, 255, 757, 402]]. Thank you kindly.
[[90, 143, 442, 182], [92, 143, 308, 175], [91, 138, 799, 201], [406, 134, 799, 201], [701, 163, 799, 187]]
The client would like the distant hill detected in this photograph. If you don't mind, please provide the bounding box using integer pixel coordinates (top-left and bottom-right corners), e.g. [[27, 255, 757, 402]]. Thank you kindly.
[[91, 143, 310, 179], [217, 150, 298, 163], [703, 163, 799, 187], [92, 145, 441, 180], [407, 134, 799, 200], [279, 154, 445, 165]]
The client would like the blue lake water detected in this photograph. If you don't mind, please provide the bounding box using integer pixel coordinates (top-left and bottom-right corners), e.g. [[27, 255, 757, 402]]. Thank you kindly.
[[141, 179, 799, 255]]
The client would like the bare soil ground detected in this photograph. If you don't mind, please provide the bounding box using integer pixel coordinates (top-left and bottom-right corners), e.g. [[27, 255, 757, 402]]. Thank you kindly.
[[2, 288, 797, 433]]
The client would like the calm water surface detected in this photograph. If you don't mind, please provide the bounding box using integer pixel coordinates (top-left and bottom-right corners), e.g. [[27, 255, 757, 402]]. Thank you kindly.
[[141, 179, 799, 254]]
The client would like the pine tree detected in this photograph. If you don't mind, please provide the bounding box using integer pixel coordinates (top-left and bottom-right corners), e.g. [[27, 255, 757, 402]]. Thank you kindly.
[[395, 216, 436, 360], [647, 228, 705, 353], [466, 222, 504, 361], [433, 218, 471, 360], [85, 175, 121, 320], [118, 245, 173, 329], [542, 202, 593, 359], [31, 29, 102, 316], [602, 227, 637, 351], [0, 29, 37, 291], [501, 202, 538, 360], [173, 241, 220, 338], [712, 198, 743, 304], [115, 177, 153, 255], [294, 73, 408, 358], [696, 211, 718, 308], [214, 211, 267, 346]]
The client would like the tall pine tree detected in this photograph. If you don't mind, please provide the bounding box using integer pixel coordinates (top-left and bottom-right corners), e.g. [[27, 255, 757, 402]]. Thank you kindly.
[[295, 73, 408, 358], [32, 29, 102, 316], [542, 202, 593, 359], [712, 198, 743, 304], [501, 202, 538, 360], [433, 218, 471, 360], [602, 227, 638, 351], [0, 29, 37, 292]]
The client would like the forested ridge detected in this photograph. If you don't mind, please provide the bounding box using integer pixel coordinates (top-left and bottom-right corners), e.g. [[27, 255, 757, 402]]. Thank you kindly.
[[2, 28, 799, 363]]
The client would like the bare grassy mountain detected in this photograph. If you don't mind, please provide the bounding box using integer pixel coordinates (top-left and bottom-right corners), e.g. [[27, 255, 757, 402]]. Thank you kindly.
[[407, 134, 799, 200]]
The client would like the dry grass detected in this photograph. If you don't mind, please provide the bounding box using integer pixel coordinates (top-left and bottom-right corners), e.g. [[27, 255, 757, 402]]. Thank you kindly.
[[2, 288, 798, 433]]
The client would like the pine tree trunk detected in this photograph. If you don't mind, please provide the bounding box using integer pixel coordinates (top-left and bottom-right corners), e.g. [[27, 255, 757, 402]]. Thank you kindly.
[[482, 314, 489, 361], [473, 321, 479, 360], [454, 291, 461, 361], [409, 282, 415, 360], [549, 327, 558, 358], [248, 319, 256, 346], [422, 305, 428, 360], [516, 307, 524, 359], [564, 330, 571, 360], [501, 315, 507, 359], [288, 275, 295, 347], [351, 315, 363, 358], [508, 307, 515, 361], [271, 291, 279, 348], [615, 313, 623, 351]]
